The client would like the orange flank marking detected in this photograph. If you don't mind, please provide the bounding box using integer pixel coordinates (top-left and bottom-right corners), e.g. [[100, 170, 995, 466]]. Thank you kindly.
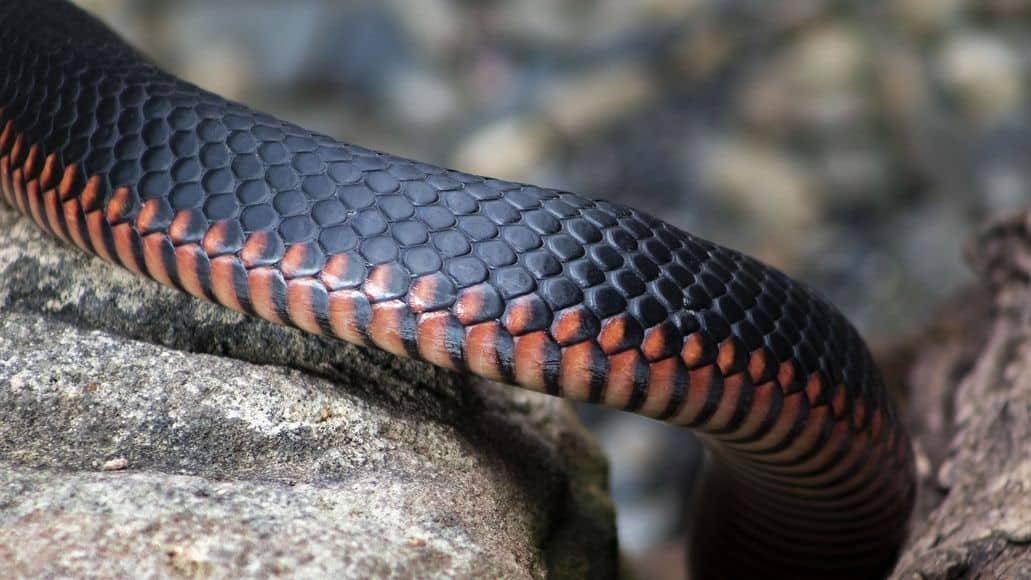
[[415, 311, 459, 371], [800, 427, 864, 486], [408, 273, 445, 314], [247, 266, 287, 324], [465, 322, 503, 381], [453, 284, 492, 326], [681, 332, 706, 369], [789, 417, 850, 478], [58, 163, 79, 201], [0, 121, 13, 154], [286, 278, 326, 336], [42, 188, 68, 242], [560, 341, 604, 401], [174, 243, 210, 300], [852, 399, 867, 430], [602, 349, 643, 409], [672, 364, 719, 426], [202, 220, 236, 257], [716, 339, 737, 375], [777, 360, 796, 392], [240, 231, 273, 268], [168, 210, 202, 245], [831, 385, 848, 419], [111, 222, 143, 274], [598, 315, 630, 355], [141, 233, 175, 288], [805, 373, 824, 405], [368, 300, 409, 357], [501, 294, 544, 336], [11, 167, 26, 213], [85, 209, 114, 262], [0, 157, 11, 206], [9, 134, 24, 168], [39, 152, 58, 190], [550, 306, 589, 346], [26, 180, 50, 233], [728, 386, 804, 453], [513, 331, 552, 392], [769, 393, 806, 448], [641, 323, 673, 362], [62, 198, 89, 251], [639, 357, 682, 417], [723, 380, 777, 441], [748, 348, 769, 383], [135, 199, 164, 234], [327, 289, 368, 344], [22, 143, 40, 180], [363, 264, 402, 302], [703, 372, 747, 432], [104, 186, 134, 224], [209, 255, 246, 313], [279, 242, 316, 279], [80, 175, 103, 212], [321, 253, 359, 291], [772, 404, 830, 464]]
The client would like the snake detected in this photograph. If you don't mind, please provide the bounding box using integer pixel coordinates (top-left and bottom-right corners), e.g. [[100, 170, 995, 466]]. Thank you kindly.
[[0, 1, 916, 578]]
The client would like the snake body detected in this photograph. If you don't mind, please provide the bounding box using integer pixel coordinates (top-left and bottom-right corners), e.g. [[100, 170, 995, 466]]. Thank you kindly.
[[0, 1, 915, 578]]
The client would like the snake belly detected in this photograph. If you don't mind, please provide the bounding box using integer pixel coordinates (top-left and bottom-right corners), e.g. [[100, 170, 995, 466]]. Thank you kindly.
[[0, 1, 916, 578]]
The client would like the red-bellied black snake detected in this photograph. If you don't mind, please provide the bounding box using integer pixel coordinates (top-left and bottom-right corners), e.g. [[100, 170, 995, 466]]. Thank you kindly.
[[0, 2, 916, 578]]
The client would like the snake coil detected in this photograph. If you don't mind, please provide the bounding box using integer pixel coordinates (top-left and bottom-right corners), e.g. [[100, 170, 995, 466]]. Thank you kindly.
[[0, 1, 915, 578]]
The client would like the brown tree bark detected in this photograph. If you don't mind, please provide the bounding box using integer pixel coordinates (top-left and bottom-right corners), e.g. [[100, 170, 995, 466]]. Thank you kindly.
[[887, 211, 1031, 578]]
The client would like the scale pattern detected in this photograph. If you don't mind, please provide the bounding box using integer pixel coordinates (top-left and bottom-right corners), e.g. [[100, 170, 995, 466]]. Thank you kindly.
[[0, 2, 915, 578]]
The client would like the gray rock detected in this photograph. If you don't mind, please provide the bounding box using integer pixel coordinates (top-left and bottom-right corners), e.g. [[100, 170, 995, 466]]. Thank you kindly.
[[0, 205, 616, 578], [938, 32, 1026, 125]]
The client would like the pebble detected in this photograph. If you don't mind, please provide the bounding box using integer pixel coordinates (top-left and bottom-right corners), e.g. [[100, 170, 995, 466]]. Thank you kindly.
[[540, 63, 657, 136], [451, 116, 556, 180], [101, 457, 130, 472], [939, 33, 1026, 124]]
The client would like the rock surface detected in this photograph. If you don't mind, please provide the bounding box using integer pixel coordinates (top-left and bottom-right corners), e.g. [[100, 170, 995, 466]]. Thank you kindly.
[[0, 205, 616, 578]]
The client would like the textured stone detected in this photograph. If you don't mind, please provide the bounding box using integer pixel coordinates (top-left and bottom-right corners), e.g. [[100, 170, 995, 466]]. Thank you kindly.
[[0, 205, 617, 578]]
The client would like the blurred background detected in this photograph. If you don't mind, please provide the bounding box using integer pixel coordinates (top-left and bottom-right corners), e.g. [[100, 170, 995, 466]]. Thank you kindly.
[[74, 0, 1031, 574]]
